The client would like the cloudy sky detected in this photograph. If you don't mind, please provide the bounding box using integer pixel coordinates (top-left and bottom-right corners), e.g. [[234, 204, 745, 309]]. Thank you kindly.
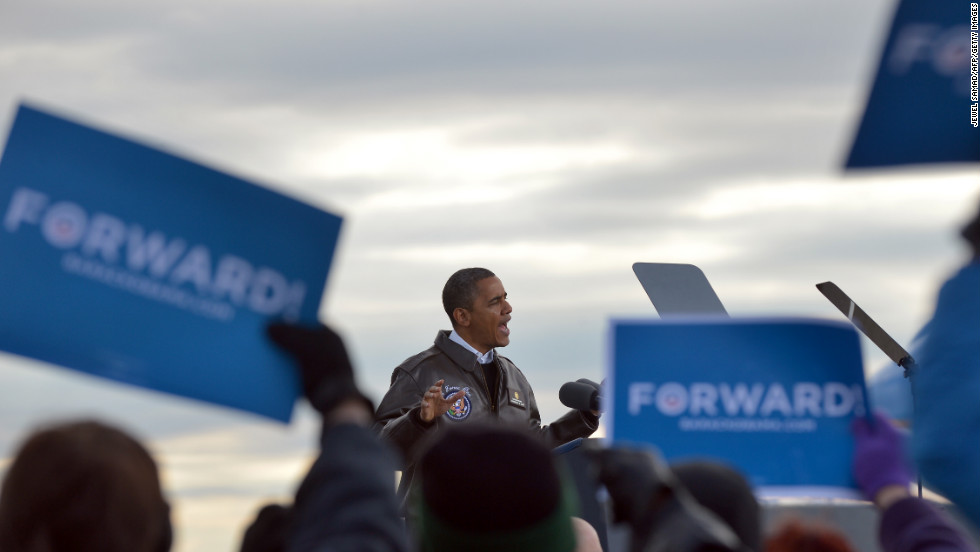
[[1, 1, 978, 550]]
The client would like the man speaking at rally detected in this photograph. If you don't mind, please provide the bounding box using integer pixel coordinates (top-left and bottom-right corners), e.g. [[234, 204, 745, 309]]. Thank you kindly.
[[373, 267, 600, 502]]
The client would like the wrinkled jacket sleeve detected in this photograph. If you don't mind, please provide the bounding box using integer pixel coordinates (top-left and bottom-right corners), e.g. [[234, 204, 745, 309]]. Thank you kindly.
[[287, 424, 409, 552], [878, 497, 978, 552], [373, 369, 432, 463], [524, 385, 599, 448]]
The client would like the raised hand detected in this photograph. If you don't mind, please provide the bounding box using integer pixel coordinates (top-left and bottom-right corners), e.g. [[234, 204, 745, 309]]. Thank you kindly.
[[852, 411, 912, 508], [267, 321, 370, 416], [420, 379, 466, 423]]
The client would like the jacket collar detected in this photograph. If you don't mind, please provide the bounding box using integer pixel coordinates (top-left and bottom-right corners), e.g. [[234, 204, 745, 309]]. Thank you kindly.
[[434, 330, 484, 372]]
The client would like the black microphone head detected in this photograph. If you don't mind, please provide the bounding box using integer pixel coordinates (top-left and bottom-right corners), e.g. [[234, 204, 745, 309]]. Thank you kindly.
[[576, 378, 601, 391], [559, 381, 598, 412]]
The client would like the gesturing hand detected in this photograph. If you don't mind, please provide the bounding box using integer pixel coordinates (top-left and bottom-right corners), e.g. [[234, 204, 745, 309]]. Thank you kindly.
[[851, 411, 912, 508], [420, 379, 466, 423], [266, 321, 371, 416]]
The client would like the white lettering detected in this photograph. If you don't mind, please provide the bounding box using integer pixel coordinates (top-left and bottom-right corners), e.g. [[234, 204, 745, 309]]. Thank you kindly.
[[932, 26, 972, 76], [655, 382, 689, 416], [852, 384, 867, 417], [41, 202, 87, 249], [3, 187, 316, 319], [81, 213, 127, 263], [212, 255, 254, 304], [889, 24, 942, 74], [718, 383, 764, 416], [3, 188, 49, 232], [793, 382, 823, 417], [626, 381, 864, 419], [628, 382, 656, 415], [248, 267, 288, 314], [248, 268, 306, 319], [280, 280, 306, 321], [824, 382, 854, 416], [759, 383, 793, 416], [126, 226, 187, 277], [170, 245, 213, 294], [889, 24, 973, 77], [690, 383, 718, 416]]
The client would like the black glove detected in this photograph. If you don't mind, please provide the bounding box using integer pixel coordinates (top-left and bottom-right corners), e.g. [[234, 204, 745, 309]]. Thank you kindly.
[[239, 503, 290, 552], [266, 322, 373, 415]]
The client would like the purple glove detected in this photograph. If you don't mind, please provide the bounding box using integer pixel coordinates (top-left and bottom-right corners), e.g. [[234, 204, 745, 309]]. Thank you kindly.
[[851, 411, 912, 501]]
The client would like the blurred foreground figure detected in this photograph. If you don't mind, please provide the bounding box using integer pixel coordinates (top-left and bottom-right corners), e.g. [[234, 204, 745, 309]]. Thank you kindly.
[[765, 520, 855, 552], [671, 461, 762, 552], [910, 200, 980, 528], [590, 445, 750, 552], [240, 322, 408, 552], [853, 411, 977, 552], [0, 420, 172, 552], [413, 423, 599, 552]]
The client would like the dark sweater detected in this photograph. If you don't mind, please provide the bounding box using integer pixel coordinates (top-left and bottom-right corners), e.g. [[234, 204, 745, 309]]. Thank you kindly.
[[879, 497, 977, 552]]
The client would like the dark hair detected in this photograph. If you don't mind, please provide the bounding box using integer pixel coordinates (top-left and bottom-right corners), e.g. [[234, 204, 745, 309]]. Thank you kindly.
[[441, 268, 496, 325], [415, 423, 576, 551], [0, 420, 172, 552], [764, 520, 855, 552], [671, 460, 761, 552]]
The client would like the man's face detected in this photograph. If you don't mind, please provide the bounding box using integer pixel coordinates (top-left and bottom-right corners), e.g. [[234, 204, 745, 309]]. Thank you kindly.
[[458, 276, 512, 353]]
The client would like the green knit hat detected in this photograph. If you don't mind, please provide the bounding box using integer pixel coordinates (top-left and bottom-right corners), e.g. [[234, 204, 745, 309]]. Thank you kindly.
[[414, 423, 579, 552]]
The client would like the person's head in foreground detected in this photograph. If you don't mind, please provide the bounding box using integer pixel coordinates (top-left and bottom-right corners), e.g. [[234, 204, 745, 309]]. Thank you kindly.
[[413, 423, 599, 552], [764, 520, 855, 552], [0, 419, 171, 552], [671, 460, 762, 552]]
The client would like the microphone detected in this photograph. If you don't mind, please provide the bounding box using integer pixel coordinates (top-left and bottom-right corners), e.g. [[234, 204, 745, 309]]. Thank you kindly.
[[559, 381, 601, 412]]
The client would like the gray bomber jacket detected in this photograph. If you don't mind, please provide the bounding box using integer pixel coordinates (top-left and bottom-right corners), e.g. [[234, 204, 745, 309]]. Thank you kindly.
[[372, 330, 599, 498]]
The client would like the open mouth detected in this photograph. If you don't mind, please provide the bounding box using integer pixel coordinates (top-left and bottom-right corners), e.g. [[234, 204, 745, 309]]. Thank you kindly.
[[499, 319, 511, 336]]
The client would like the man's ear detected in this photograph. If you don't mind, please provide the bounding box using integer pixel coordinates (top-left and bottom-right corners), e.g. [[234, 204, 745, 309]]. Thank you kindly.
[[453, 307, 471, 327]]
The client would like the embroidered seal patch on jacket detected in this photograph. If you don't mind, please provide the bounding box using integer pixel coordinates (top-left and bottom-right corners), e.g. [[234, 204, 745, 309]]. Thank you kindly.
[[443, 386, 471, 421]]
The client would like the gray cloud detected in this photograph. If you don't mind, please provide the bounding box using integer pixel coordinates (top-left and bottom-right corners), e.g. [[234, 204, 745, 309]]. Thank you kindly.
[[121, 1, 889, 96]]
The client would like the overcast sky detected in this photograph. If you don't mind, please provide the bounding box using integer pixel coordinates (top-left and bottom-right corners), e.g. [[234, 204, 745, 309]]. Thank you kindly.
[[1, 1, 978, 550]]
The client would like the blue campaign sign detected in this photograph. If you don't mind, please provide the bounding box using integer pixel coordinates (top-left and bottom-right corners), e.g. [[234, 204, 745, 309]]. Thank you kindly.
[[0, 103, 343, 422], [845, 0, 979, 168], [606, 318, 868, 496]]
